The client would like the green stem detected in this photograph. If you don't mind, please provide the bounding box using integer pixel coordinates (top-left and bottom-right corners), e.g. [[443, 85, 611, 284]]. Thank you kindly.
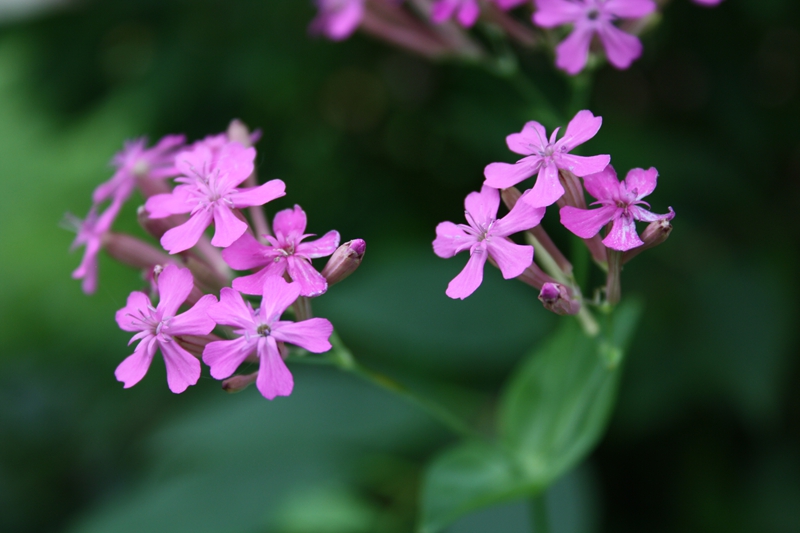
[[530, 492, 550, 533]]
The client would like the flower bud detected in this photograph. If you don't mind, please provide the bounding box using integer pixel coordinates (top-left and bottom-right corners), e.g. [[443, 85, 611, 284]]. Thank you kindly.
[[538, 282, 581, 316], [622, 215, 673, 264], [176, 334, 222, 358], [221, 372, 258, 393], [321, 239, 366, 286], [103, 232, 173, 270]]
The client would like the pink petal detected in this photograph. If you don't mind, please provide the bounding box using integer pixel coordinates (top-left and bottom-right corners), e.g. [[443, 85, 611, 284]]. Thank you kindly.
[[433, 221, 474, 258], [208, 287, 257, 329], [256, 336, 294, 400], [492, 194, 546, 236], [231, 260, 288, 295], [556, 153, 611, 178], [160, 339, 201, 394], [156, 264, 194, 317], [273, 205, 307, 242], [597, 23, 642, 70], [161, 209, 214, 254], [115, 336, 157, 389], [286, 256, 328, 297], [623, 167, 658, 200], [168, 294, 217, 336], [555, 25, 594, 75], [144, 186, 193, 218], [203, 337, 257, 380], [629, 205, 674, 223], [296, 230, 340, 259], [583, 165, 621, 201], [116, 291, 153, 332], [72, 240, 101, 295], [483, 157, 540, 189], [560, 205, 620, 238], [445, 248, 487, 300], [210, 205, 249, 248], [216, 143, 256, 189], [222, 232, 273, 270], [175, 145, 213, 179], [229, 179, 286, 209], [259, 276, 301, 324], [556, 110, 603, 152], [312, 0, 364, 40], [487, 238, 533, 279], [526, 162, 564, 207], [457, 0, 480, 27], [603, 213, 643, 251], [604, 0, 656, 18], [533, 0, 584, 27], [464, 185, 501, 228], [432, 0, 458, 23], [506, 121, 548, 155], [272, 318, 334, 353]]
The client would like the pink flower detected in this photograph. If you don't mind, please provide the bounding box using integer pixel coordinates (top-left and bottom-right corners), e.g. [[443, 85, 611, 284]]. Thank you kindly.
[[93, 135, 185, 205], [533, 0, 656, 75], [144, 141, 286, 254], [484, 110, 611, 207], [431, 0, 481, 27], [559, 165, 674, 251], [433, 185, 546, 299], [202, 278, 334, 400], [309, 0, 365, 41], [223, 205, 340, 297], [68, 201, 121, 294], [114, 264, 217, 393]]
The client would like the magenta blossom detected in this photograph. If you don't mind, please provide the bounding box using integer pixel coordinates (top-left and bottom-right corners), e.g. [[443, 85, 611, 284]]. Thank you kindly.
[[559, 165, 674, 251], [68, 201, 121, 294], [310, 0, 365, 41], [533, 0, 656, 75], [431, 0, 480, 27], [223, 205, 340, 297], [145, 141, 286, 254], [93, 135, 185, 205], [484, 110, 610, 207], [114, 265, 217, 393], [203, 278, 334, 400], [433, 185, 546, 299]]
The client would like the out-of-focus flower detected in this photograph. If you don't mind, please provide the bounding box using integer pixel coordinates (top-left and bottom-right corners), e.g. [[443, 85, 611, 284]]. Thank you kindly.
[[310, 0, 365, 41], [68, 201, 121, 294]]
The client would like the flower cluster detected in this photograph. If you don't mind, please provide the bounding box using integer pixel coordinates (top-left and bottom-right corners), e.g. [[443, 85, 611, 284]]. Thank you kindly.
[[433, 110, 674, 309], [310, 0, 723, 74], [68, 121, 366, 399]]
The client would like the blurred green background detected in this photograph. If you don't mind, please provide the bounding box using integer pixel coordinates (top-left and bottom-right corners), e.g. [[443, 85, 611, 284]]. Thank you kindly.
[[0, 0, 798, 532]]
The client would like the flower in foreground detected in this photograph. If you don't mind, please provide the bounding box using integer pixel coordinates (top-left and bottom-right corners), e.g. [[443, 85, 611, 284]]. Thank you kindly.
[[115, 264, 217, 393], [533, 0, 657, 75], [484, 110, 610, 207], [433, 185, 546, 299], [68, 201, 122, 294], [559, 165, 674, 251], [203, 278, 334, 400], [309, 0, 365, 41], [145, 141, 286, 254], [223, 205, 340, 297]]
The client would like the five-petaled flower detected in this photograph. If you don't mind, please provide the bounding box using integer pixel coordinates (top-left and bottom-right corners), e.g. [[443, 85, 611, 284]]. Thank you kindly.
[[484, 110, 611, 207], [203, 277, 334, 400], [144, 141, 286, 254], [433, 185, 546, 299], [223, 205, 340, 297], [533, 0, 656, 75], [114, 265, 217, 393], [559, 165, 674, 251]]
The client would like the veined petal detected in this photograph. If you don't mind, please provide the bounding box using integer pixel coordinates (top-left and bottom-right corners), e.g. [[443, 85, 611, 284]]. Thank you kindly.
[[555, 25, 594, 75], [175, 145, 213, 179], [256, 336, 294, 400], [144, 186, 193, 218], [116, 291, 153, 332], [555, 153, 611, 177], [222, 232, 274, 270], [624, 167, 658, 200], [168, 294, 217, 336], [232, 261, 288, 296], [488, 237, 533, 279], [560, 205, 620, 238], [260, 276, 302, 324], [533, 0, 583, 27], [526, 162, 564, 207], [583, 165, 621, 201], [446, 247, 487, 300], [464, 185, 501, 227], [630, 205, 674, 223], [483, 157, 540, 189], [492, 195, 546, 235], [506, 121, 548, 155], [272, 318, 333, 353], [216, 143, 256, 189], [603, 213, 643, 251], [115, 336, 157, 389], [208, 287, 257, 330], [156, 264, 194, 317], [297, 230, 340, 259], [605, 0, 656, 18], [210, 205, 249, 248], [556, 110, 603, 152], [229, 179, 286, 209], [161, 209, 214, 254], [433, 221, 474, 258], [597, 23, 642, 70], [286, 256, 328, 297], [273, 205, 307, 242], [203, 337, 257, 380], [160, 339, 201, 394]]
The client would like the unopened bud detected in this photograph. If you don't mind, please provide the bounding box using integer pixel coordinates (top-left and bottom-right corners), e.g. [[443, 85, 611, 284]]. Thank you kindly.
[[137, 205, 186, 240], [321, 239, 366, 286], [221, 372, 258, 393], [103, 232, 173, 270], [539, 282, 581, 316], [623, 212, 674, 263], [176, 334, 222, 358]]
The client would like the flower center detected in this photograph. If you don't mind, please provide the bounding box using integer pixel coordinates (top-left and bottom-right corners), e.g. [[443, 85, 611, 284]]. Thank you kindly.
[[257, 323, 271, 336]]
